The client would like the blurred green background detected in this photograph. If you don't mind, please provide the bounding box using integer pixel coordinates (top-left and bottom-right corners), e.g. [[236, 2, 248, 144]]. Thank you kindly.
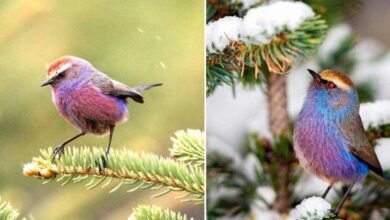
[[0, 0, 204, 219]]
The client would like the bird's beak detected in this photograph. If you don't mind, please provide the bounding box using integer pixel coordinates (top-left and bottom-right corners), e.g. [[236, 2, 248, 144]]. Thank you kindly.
[[41, 78, 54, 87], [307, 69, 322, 83]]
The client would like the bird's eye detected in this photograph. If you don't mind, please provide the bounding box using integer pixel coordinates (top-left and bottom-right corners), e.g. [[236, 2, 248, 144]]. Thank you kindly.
[[326, 81, 336, 89]]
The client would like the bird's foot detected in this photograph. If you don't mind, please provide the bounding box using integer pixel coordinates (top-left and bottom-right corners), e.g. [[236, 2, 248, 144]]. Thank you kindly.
[[330, 208, 340, 216], [52, 144, 65, 163], [95, 154, 108, 173]]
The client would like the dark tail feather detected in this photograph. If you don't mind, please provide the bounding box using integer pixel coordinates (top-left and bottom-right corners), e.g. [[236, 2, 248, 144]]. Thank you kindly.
[[134, 83, 162, 92], [129, 83, 162, 104], [129, 94, 144, 103]]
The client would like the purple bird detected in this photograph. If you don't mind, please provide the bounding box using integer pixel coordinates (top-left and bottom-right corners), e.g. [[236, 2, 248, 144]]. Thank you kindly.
[[41, 56, 161, 162], [294, 69, 385, 215]]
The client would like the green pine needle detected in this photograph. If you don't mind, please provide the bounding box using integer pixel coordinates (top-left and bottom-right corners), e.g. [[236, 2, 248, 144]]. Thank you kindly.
[[24, 146, 204, 204], [130, 205, 194, 220], [207, 15, 327, 95], [0, 198, 19, 220], [170, 129, 205, 168]]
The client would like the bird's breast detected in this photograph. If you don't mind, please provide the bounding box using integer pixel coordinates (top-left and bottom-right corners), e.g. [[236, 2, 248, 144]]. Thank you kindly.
[[294, 110, 368, 183], [52, 84, 128, 134]]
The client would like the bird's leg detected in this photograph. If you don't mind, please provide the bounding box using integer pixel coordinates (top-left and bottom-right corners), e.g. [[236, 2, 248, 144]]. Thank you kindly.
[[52, 132, 85, 163], [98, 126, 115, 171], [331, 183, 355, 216], [105, 126, 115, 156], [322, 184, 333, 199]]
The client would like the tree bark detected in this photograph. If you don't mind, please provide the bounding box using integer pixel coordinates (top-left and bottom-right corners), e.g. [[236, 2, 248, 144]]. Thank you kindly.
[[267, 74, 289, 135], [267, 73, 290, 213]]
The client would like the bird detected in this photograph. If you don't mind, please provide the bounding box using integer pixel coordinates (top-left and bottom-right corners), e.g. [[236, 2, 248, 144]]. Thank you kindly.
[[294, 69, 385, 215], [41, 56, 162, 162]]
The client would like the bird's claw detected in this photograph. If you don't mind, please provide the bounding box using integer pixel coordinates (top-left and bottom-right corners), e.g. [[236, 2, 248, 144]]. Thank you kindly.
[[52, 144, 65, 163], [330, 208, 339, 216], [95, 155, 108, 173]]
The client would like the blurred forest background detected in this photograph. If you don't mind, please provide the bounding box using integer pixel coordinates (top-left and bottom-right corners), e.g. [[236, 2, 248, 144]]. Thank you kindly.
[[0, 0, 204, 219]]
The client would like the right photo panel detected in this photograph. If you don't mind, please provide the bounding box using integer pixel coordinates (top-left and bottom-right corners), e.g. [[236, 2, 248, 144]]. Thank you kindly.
[[206, 1, 390, 219]]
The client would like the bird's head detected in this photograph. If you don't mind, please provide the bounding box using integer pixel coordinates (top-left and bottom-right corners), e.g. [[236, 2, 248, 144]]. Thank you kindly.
[[41, 56, 93, 87], [307, 69, 358, 109]]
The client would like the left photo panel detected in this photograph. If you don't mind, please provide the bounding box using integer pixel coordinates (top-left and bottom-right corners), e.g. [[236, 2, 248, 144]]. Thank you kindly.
[[0, 1, 204, 219]]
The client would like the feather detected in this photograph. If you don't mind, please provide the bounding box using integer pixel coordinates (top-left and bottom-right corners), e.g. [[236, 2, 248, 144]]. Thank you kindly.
[[340, 114, 384, 178], [90, 73, 145, 103], [134, 83, 162, 92]]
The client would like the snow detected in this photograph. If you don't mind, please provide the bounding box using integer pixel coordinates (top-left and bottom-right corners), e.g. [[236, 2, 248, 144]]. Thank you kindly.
[[317, 23, 352, 62], [375, 139, 390, 168], [206, 16, 243, 53], [206, 1, 314, 52], [23, 162, 38, 176], [256, 186, 276, 205], [287, 197, 332, 220], [242, 1, 314, 44], [360, 100, 390, 128], [207, 85, 267, 148]]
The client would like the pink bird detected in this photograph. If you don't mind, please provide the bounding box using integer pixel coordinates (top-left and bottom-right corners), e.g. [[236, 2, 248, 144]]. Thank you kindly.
[[41, 56, 162, 162]]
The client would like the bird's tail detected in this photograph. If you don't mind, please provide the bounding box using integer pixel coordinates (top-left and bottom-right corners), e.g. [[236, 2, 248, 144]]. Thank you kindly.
[[134, 83, 162, 92]]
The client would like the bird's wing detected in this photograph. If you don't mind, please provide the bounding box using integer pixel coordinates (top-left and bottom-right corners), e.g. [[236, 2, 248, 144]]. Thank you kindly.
[[90, 73, 144, 103], [340, 114, 383, 177]]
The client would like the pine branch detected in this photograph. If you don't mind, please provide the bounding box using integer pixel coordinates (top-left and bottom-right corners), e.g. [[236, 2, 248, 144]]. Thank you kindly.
[[288, 197, 337, 220], [206, 2, 327, 95], [366, 123, 390, 142], [207, 0, 240, 22], [24, 147, 204, 204], [0, 198, 20, 220], [129, 205, 194, 220], [170, 129, 205, 168]]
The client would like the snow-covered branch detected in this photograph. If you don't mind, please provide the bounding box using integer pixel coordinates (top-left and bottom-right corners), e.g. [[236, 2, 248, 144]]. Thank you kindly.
[[206, 1, 315, 53], [288, 197, 335, 220]]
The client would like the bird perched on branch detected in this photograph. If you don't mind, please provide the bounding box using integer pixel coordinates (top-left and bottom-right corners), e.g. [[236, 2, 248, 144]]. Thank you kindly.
[[294, 69, 386, 216], [41, 56, 162, 162]]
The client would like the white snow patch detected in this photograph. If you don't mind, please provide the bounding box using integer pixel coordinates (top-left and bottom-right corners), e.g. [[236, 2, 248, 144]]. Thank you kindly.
[[206, 1, 314, 52], [256, 186, 276, 205], [207, 84, 266, 149], [288, 196, 332, 220], [206, 16, 243, 53], [242, 1, 314, 44], [374, 139, 390, 169], [360, 100, 390, 128]]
